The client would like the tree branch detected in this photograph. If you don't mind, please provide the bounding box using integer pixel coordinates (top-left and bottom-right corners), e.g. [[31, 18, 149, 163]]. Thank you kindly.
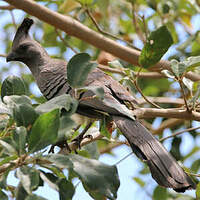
[[137, 97, 184, 106], [0, 5, 15, 10], [160, 126, 200, 142], [4, 0, 200, 82], [133, 107, 200, 121], [152, 118, 184, 135]]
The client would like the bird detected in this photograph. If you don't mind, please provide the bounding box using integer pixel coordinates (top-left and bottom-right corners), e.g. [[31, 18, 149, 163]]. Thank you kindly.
[[6, 18, 196, 192]]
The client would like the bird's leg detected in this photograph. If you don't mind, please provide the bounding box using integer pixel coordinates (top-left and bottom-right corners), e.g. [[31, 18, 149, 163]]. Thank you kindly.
[[49, 140, 71, 154], [72, 122, 93, 149]]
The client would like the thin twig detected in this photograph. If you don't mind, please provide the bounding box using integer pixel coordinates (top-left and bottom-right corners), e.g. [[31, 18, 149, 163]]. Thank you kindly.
[[178, 79, 190, 112], [85, 8, 140, 51], [160, 126, 200, 142], [131, 3, 145, 42], [9, 10, 17, 29], [133, 70, 162, 109], [0, 54, 7, 57], [186, 172, 200, 177], [55, 28, 78, 54], [115, 152, 133, 166]]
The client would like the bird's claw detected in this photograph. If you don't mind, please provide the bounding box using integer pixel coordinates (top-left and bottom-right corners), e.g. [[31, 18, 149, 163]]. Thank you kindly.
[[48, 140, 71, 154], [72, 134, 93, 149]]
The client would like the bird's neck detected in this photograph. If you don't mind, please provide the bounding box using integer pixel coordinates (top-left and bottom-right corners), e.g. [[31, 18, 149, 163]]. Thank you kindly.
[[26, 52, 50, 77]]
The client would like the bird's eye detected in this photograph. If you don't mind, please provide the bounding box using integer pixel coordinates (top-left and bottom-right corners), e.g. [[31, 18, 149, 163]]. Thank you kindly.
[[19, 44, 29, 50]]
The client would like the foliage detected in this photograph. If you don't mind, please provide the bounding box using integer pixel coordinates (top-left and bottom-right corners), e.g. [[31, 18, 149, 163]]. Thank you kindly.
[[0, 0, 200, 199]]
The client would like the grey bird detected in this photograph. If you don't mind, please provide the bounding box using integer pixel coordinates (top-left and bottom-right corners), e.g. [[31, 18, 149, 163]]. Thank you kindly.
[[6, 18, 196, 192]]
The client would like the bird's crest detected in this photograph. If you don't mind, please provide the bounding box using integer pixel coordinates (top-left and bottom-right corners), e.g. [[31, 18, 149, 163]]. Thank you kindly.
[[12, 18, 34, 49]]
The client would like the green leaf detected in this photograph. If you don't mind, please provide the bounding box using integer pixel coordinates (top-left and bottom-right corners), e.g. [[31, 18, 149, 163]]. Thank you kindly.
[[59, 0, 80, 13], [44, 154, 73, 169], [43, 23, 58, 47], [133, 177, 145, 187], [3, 95, 38, 127], [82, 141, 100, 160], [3, 95, 32, 106], [40, 172, 75, 200], [170, 59, 187, 78], [13, 127, 27, 155], [0, 155, 18, 165], [13, 103, 39, 127], [153, 186, 168, 200], [184, 55, 200, 72], [108, 60, 124, 69], [78, 0, 94, 5], [139, 26, 173, 68], [0, 138, 17, 155], [69, 154, 120, 200], [100, 116, 111, 139], [58, 178, 75, 200], [0, 171, 8, 189], [1, 75, 26, 101], [182, 77, 193, 91], [67, 53, 97, 88], [196, 182, 200, 200], [16, 183, 28, 200], [191, 159, 200, 173], [58, 115, 76, 141], [35, 94, 78, 116], [188, 82, 200, 108], [0, 190, 8, 200], [28, 109, 60, 153], [16, 166, 40, 194], [25, 194, 48, 200]]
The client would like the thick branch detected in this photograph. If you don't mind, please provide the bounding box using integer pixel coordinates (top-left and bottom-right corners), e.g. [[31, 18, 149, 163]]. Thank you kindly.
[[4, 0, 200, 82], [137, 97, 184, 106], [133, 108, 200, 121], [0, 5, 15, 10]]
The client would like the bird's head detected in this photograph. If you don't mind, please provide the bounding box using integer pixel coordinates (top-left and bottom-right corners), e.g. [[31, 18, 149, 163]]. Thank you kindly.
[[6, 18, 48, 67]]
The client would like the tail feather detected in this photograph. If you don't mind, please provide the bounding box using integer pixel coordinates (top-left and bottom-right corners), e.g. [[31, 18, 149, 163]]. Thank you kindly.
[[112, 115, 196, 192]]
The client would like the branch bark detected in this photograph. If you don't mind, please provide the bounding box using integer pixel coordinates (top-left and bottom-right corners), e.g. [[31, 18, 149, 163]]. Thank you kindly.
[[4, 0, 200, 82], [133, 108, 200, 121]]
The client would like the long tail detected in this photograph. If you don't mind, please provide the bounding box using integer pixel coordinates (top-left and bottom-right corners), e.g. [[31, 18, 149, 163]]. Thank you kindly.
[[112, 115, 196, 192]]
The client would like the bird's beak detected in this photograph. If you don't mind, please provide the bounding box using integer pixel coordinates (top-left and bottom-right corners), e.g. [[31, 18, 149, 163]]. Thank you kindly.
[[6, 52, 16, 62]]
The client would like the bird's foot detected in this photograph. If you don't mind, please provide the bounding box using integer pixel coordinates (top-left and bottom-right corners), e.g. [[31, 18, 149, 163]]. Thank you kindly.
[[48, 140, 71, 154], [72, 122, 93, 149], [72, 134, 93, 149]]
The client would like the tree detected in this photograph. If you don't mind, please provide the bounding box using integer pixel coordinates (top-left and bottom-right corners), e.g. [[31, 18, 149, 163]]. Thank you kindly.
[[0, 0, 200, 199]]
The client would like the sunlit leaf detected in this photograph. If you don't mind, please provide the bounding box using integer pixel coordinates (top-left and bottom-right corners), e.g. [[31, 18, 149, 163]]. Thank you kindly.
[[139, 26, 173, 68], [28, 109, 60, 153]]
